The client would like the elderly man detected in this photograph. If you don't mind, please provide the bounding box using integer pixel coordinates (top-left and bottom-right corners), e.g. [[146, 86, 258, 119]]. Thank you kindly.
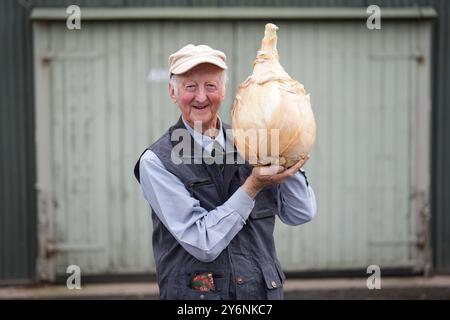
[[134, 44, 317, 300]]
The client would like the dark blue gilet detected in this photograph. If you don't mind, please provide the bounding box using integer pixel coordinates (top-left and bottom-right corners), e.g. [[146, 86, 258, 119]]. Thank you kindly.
[[134, 117, 285, 300]]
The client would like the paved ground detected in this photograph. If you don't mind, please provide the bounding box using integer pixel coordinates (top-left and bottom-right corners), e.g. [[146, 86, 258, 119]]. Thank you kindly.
[[1, 276, 449, 300]]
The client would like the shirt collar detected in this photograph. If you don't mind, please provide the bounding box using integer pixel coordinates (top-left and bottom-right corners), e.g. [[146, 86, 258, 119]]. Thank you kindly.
[[181, 116, 225, 155]]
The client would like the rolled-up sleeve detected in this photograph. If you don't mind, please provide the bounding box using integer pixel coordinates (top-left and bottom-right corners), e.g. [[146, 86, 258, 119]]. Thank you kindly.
[[139, 150, 254, 262], [277, 170, 317, 225]]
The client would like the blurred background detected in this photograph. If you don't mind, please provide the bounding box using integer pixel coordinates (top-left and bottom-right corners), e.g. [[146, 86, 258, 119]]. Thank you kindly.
[[0, 0, 449, 299]]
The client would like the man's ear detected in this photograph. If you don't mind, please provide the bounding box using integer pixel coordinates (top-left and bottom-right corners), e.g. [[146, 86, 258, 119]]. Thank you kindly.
[[168, 83, 177, 103]]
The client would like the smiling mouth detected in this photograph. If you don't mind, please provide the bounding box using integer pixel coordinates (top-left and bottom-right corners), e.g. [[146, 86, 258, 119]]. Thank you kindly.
[[192, 104, 209, 110]]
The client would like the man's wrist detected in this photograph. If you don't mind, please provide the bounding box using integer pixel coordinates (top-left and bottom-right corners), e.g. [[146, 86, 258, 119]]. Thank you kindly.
[[243, 176, 263, 199]]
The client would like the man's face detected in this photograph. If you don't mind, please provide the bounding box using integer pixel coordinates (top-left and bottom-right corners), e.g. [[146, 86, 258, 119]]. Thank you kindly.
[[169, 63, 226, 132]]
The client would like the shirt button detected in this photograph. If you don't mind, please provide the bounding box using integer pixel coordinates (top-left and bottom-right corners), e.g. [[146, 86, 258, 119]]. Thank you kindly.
[[236, 277, 244, 285], [271, 281, 277, 288], [200, 294, 205, 299]]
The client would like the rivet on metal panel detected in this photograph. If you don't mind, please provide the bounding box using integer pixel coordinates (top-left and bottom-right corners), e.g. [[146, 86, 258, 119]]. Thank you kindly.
[[45, 241, 57, 258], [416, 55, 425, 64], [41, 56, 51, 65]]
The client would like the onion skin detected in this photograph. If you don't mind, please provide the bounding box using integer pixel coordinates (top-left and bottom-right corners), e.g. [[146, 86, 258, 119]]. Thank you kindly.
[[232, 23, 316, 168]]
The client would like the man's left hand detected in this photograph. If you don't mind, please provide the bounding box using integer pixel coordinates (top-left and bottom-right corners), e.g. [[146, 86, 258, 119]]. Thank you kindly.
[[243, 155, 310, 198]]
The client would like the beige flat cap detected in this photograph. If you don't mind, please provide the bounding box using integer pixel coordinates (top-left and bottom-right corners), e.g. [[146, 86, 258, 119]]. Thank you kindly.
[[168, 44, 227, 75]]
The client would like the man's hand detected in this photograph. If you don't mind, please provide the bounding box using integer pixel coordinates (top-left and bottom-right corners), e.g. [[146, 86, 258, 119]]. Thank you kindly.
[[243, 155, 310, 199]]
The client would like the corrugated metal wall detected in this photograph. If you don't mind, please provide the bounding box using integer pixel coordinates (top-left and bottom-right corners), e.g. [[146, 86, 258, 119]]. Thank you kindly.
[[0, 0, 37, 284], [429, 0, 450, 274], [1, 0, 449, 284]]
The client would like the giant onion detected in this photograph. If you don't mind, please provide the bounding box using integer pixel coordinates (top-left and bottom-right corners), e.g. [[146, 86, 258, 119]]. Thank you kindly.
[[232, 23, 316, 168]]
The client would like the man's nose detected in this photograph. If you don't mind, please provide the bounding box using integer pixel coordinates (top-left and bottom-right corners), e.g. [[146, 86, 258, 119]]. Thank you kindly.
[[194, 87, 207, 103]]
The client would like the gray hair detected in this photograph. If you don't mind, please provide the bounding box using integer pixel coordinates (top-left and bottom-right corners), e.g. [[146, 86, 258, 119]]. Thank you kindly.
[[170, 70, 228, 95]]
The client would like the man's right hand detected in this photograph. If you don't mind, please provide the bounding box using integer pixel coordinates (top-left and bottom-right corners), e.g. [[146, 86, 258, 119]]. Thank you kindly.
[[242, 155, 310, 199]]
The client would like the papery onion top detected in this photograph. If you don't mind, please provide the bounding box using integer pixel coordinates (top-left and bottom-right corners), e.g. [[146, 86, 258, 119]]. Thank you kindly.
[[232, 23, 316, 168]]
